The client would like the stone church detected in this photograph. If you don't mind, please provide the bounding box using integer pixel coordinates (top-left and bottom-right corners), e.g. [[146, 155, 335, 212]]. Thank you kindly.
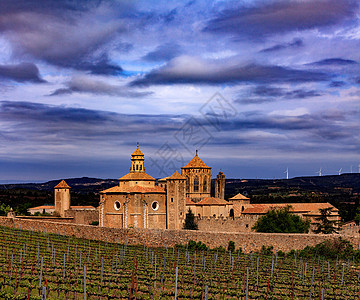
[[99, 145, 229, 229]]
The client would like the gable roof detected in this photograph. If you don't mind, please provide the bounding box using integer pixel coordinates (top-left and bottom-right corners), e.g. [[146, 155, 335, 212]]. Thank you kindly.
[[100, 185, 165, 194], [54, 180, 71, 189], [168, 171, 186, 180], [196, 197, 229, 206], [119, 172, 155, 181], [229, 193, 250, 201], [242, 203, 338, 215], [28, 205, 55, 210], [182, 155, 211, 169], [186, 198, 196, 205]]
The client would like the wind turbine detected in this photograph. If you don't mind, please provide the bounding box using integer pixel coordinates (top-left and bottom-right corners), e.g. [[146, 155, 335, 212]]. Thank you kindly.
[[338, 168, 342, 175], [284, 167, 289, 180], [316, 167, 322, 177]]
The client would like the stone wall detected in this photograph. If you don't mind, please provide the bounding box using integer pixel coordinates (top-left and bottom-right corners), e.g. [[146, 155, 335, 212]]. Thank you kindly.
[[197, 215, 259, 233], [0, 216, 359, 252], [64, 209, 98, 225]]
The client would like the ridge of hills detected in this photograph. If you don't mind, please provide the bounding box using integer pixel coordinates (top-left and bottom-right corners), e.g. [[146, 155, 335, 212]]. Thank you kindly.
[[0, 173, 359, 195]]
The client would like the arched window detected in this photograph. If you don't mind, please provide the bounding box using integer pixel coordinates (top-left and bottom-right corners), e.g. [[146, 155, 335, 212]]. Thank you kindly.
[[203, 177, 207, 192], [140, 165, 142, 170], [194, 176, 199, 192], [136, 164, 138, 170], [186, 176, 190, 192]]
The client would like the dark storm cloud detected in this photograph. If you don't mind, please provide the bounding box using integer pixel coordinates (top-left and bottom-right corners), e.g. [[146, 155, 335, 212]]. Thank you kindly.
[[0, 62, 45, 83], [204, 0, 358, 39], [50, 76, 151, 97], [260, 38, 303, 53], [309, 58, 358, 66], [142, 43, 182, 62], [329, 81, 346, 87], [0, 0, 100, 15], [0, 101, 187, 141], [239, 85, 322, 103], [0, 1, 128, 74], [131, 58, 330, 86]]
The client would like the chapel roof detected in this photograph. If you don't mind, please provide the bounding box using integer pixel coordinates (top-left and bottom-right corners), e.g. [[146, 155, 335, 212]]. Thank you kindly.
[[54, 180, 71, 189], [196, 197, 229, 206], [119, 172, 155, 181], [229, 193, 250, 201], [182, 154, 211, 169], [168, 171, 186, 180], [100, 185, 165, 194], [131, 144, 144, 156]]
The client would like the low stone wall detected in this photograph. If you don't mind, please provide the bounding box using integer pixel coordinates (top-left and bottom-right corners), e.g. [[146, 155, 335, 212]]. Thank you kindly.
[[1, 216, 359, 252], [16, 216, 74, 223], [64, 209, 98, 225], [197, 215, 259, 233]]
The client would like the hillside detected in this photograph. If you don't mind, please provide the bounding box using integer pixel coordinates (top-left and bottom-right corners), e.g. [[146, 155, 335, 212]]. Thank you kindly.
[[0, 174, 359, 220]]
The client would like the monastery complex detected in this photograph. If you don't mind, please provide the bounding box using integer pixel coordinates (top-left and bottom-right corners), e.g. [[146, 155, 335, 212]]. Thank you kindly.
[[27, 145, 340, 233]]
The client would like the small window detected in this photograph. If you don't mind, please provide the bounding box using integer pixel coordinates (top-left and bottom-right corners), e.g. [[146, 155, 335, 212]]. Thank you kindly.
[[171, 197, 174, 203], [246, 224, 249, 228], [136, 164, 138, 170], [151, 201, 159, 211], [140, 165, 142, 170], [114, 201, 121, 211]]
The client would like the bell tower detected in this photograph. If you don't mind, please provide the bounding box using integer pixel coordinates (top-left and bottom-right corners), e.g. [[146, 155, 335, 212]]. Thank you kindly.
[[54, 180, 71, 217], [130, 143, 145, 173]]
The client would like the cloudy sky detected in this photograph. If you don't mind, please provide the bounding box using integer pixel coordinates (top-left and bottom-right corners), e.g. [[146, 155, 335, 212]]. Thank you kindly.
[[0, 0, 360, 182]]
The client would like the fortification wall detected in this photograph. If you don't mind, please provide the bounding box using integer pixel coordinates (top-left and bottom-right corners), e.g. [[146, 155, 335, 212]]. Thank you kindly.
[[197, 215, 259, 232], [0, 217, 358, 252], [64, 209, 98, 225]]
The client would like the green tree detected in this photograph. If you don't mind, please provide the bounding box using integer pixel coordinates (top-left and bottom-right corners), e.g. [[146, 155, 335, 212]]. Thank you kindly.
[[314, 207, 338, 234], [0, 203, 11, 216], [183, 208, 198, 230], [252, 205, 310, 233]]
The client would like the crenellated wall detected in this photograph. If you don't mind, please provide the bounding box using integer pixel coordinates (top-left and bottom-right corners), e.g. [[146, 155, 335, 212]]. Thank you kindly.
[[1, 216, 359, 252]]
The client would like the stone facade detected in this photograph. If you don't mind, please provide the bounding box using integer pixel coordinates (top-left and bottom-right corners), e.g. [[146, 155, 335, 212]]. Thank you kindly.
[[214, 171, 225, 199], [100, 146, 225, 230], [54, 180, 70, 217], [1, 216, 359, 252], [181, 153, 212, 203]]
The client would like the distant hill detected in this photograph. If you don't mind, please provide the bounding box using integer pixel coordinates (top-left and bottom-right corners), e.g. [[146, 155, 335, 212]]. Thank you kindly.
[[1, 173, 359, 195], [0, 177, 118, 193], [224, 173, 360, 196]]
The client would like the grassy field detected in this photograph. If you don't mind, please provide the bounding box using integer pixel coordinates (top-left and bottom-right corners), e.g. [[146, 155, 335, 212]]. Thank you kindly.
[[0, 225, 359, 299]]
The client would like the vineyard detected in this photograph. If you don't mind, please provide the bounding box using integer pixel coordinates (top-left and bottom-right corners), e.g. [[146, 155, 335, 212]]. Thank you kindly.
[[0, 225, 359, 299]]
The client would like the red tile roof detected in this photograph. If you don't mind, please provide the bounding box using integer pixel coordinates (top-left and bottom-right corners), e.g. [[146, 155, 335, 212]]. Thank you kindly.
[[196, 197, 229, 206], [131, 145, 144, 156], [70, 206, 96, 210], [119, 172, 155, 181], [182, 155, 211, 169], [28, 205, 55, 210], [186, 198, 196, 205], [100, 185, 165, 194], [242, 203, 337, 215], [229, 193, 250, 201], [168, 171, 186, 180], [54, 180, 71, 189]]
